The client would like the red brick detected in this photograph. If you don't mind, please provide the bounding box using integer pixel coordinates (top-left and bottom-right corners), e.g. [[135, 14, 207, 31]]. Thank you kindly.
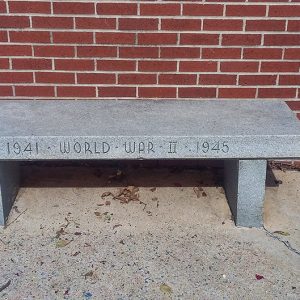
[[219, 88, 256, 98], [15, 86, 54, 97], [200, 74, 236, 85], [221, 62, 259, 72], [55, 59, 94, 71], [161, 19, 201, 31], [32, 17, 74, 29], [0, 2, 6, 13], [183, 4, 223, 16], [140, 4, 180, 16], [159, 74, 197, 85], [77, 73, 116, 84], [77, 46, 117, 58], [258, 88, 297, 98], [269, 5, 300, 17], [97, 3, 137, 15], [0, 31, 8, 42], [75, 18, 116, 30], [239, 75, 276, 85], [284, 49, 300, 60], [297, 113, 300, 120], [178, 88, 216, 98], [279, 75, 300, 85], [119, 74, 156, 85], [248, 0, 289, 2], [139, 61, 177, 72], [34, 46, 74, 57], [202, 48, 241, 59], [288, 21, 300, 32], [203, 19, 243, 31], [0, 86, 13, 96], [0, 59, 9, 69], [36, 72, 75, 84], [226, 5, 266, 16], [180, 34, 219, 45], [139, 87, 176, 98], [0, 45, 31, 56], [53, 2, 95, 15], [180, 61, 217, 72], [0, 16, 29, 28], [246, 20, 285, 31], [53, 32, 93, 44], [286, 101, 300, 111], [0, 72, 33, 83], [119, 47, 159, 58], [161, 47, 200, 59], [119, 18, 158, 31], [138, 33, 177, 45], [12, 58, 52, 70], [9, 1, 51, 13], [264, 34, 300, 46], [10, 31, 50, 43], [261, 62, 300, 72], [243, 48, 282, 59], [97, 60, 136, 71], [57, 86, 96, 98], [96, 32, 135, 45], [222, 34, 261, 46], [99, 87, 136, 97]]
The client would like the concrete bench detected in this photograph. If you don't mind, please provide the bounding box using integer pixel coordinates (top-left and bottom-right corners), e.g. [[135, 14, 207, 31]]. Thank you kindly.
[[0, 100, 299, 227]]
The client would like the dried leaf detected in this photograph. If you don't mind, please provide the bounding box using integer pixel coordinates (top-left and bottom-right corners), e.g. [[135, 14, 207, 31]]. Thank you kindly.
[[105, 200, 111, 206], [84, 270, 94, 279], [273, 230, 290, 236], [108, 169, 124, 181], [160, 283, 172, 294], [56, 239, 71, 248], [13, 206, 21, 213], [55, 227, 66, 238], [193, 187, 201, 198], [94, 211, 101, 217], [150, 187, 156, 192], [194, 187, 207, 198], [101, 192, 113, 198], [113, 224, 122, 230], [72, 251, 80, 256]]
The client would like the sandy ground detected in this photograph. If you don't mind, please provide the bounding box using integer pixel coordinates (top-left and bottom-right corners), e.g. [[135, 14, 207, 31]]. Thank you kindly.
[[0, 163, 299, 300]]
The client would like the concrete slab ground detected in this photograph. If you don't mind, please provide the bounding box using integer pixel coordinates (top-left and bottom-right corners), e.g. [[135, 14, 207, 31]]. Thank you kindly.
[[0, 164, 299, 299]]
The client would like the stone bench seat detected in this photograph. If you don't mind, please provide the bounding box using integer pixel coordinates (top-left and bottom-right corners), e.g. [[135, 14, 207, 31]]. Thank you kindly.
[[0, 100, 299, 227]]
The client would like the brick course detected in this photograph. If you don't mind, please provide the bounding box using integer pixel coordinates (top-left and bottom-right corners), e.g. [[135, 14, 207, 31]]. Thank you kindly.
[[0, 0, 299, 119]]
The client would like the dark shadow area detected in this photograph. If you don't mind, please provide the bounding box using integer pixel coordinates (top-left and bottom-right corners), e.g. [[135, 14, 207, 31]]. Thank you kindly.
[[20, 160, 279, 189]]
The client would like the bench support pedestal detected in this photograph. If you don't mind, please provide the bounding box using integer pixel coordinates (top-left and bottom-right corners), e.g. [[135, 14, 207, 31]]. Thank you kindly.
[[0, 162, 20, 226], [224, 159, 267, 227]]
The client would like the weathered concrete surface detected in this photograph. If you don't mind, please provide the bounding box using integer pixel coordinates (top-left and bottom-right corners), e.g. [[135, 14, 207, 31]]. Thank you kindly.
[[0, 164, 299, 299], [0, 100, 300, 160], [225, 159, 267, 227]]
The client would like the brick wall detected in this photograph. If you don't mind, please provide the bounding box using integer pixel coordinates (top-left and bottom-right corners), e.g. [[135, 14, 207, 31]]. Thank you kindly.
[[0, 0, 299, 119]]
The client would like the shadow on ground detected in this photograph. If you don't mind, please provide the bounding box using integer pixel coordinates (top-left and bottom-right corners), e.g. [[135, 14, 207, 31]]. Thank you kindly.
[[0, 162, 299, 299]]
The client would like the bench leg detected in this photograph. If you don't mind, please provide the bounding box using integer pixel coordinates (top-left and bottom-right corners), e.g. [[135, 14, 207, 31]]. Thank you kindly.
[[0, 162, 20, 226], [224, 159, 267, 227]]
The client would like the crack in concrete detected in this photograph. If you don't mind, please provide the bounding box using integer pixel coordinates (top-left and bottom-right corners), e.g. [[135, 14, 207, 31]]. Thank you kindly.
[[263, 226, 300, 256]]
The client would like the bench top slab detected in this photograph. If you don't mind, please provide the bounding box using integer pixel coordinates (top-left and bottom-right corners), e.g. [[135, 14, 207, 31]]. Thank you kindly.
[[0, 100, 299, 160]]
